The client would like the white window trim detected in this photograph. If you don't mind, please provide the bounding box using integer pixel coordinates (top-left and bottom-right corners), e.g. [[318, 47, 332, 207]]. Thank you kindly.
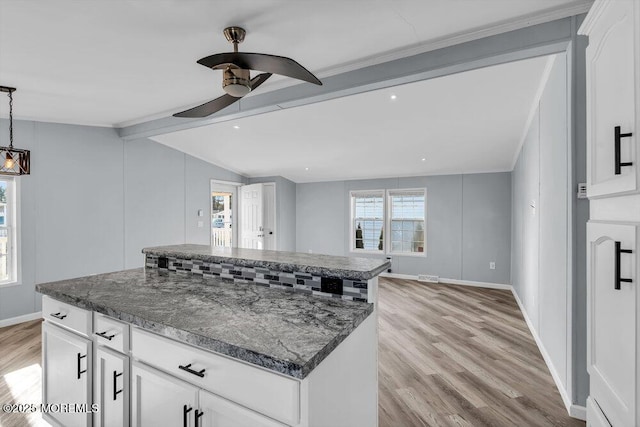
[[349, 190, 385, 254], [386, 188, 427, 258], [348, 188, 427, 257], [0, 177, 21, 287]]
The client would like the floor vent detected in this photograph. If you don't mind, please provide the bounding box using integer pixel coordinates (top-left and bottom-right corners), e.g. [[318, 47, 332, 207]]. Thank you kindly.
[[418, 274, 439, 283]]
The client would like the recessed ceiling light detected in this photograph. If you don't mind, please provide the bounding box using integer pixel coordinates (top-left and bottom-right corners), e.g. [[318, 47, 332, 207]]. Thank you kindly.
[[390, 94, 397, 100], [421, 158, 426, 162], [305, 167, 309, 171], [233, 125, 240, 129]]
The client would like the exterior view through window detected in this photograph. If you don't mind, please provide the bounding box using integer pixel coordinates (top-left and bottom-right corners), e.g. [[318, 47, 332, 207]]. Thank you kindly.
[[0, 178, 15, 282], [351, 189, 426, 255]]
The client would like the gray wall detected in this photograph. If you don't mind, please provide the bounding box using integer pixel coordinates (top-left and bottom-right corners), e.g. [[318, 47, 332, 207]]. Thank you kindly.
[[0, 119, 245, 322], [511, 50, 587, 406], [249, 176, 296, 252], [296, 172, 511, 284]]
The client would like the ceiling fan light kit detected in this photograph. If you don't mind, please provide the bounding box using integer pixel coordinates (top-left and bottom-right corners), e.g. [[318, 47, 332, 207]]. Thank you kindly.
[[174, 26, 322, 118]]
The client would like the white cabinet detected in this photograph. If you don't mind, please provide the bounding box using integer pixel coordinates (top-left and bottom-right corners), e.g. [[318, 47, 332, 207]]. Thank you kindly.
[[199, 390, 285, 427], [42, 322, 93, 427], [94, 346, 128, 427], [581, 1, 640, 425], [583, 0, 639, 198], [131, 362, 285, 427], [587, 222, 637, 427], [131, 361, 199, 427]]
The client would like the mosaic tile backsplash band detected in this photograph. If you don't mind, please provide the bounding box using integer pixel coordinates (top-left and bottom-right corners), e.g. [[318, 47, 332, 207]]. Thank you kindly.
[[145, 254, 369, 303]]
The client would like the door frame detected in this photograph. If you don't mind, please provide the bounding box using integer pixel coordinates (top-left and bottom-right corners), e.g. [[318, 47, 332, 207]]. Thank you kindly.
[[210, 180, 242, 248]]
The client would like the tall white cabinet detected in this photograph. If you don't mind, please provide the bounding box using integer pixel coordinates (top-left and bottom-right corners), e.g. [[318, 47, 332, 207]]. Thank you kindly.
[[580, 1, 640, 426]]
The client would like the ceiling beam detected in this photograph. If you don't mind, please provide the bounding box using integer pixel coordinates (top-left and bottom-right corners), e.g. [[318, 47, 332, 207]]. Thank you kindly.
[[118, 17, 575, 141]]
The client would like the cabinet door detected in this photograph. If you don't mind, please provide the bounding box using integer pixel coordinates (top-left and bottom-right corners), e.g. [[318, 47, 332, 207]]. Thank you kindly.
[[131, 361, 199, 427], [94, 346, 128, 427], [585, 0, 638, 198], [587, 222, 637, 426], [198, 390, 285, 427], [42, 322, 92, 427]]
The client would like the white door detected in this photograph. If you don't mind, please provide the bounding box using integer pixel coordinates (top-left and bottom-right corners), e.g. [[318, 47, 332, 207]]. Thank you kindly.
[[198, 390, 285, 427], [587, 221, 637, 427], [42, 322, 92, 427], [240, 184, 264, 249], [131, 361, 199, 427], [585, 0, 638, 198], [94, 346, 129, 427], [262, 183, 276, 250]]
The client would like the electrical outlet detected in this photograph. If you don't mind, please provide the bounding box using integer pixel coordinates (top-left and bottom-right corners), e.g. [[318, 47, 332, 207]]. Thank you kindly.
[[489, 261, 496, 270], [308, 249, 313, 254], [197, 221, 203, 228]]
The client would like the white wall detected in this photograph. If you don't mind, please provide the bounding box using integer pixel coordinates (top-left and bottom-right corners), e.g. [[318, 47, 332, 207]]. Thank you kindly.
[[296, 172, 512, 284], [0, 120, 245, 322]]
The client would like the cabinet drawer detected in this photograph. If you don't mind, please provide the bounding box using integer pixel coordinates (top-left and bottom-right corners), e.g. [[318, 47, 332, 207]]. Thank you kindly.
[[131, 328, 299, 426], [42, 296, 92, 337], [93, 313, 130, 354]]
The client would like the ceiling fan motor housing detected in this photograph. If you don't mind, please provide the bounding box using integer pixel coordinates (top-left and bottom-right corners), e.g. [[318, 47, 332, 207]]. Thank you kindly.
[[223, 67, 251, 97]]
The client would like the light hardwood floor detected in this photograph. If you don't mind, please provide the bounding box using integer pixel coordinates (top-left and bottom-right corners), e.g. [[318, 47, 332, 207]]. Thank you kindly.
[[0, 278, 584, 426], [378, 277, 584, 427]]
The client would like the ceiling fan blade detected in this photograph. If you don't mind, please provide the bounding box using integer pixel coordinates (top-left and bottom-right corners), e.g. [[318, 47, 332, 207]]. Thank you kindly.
[[173, 73, 272, 118], [198, 52, 322, 86], [173, 93, 240, 118], [250, 72, 272, 89]]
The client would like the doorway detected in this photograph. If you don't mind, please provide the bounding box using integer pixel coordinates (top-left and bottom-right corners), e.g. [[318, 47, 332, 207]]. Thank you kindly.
[[210, 181, 239, 248]]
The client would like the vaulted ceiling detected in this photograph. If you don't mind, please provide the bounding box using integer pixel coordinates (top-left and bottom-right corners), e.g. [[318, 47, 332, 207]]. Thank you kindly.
[[0, 0, 590, 181]]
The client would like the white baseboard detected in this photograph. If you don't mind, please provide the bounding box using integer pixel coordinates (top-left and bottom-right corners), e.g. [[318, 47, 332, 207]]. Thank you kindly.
[[379, 272, 511, 290], [570, 404, 587, 421], [510, 289, 584, 420], [439, 278, 512, 291], [0, 311, 42, 328]]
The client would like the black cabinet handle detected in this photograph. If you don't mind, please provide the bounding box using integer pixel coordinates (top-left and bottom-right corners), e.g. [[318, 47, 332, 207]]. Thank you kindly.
[[50, 312, 67, 320], [113, 371, 123, 401], [76, 353, 87, 379], [178, 363, 206, 378], [615, 241, 633, 290], [96, 331, 116, 341], [615, 126, 634, 175], [183, 405, 193, 427], [195, 409, 204, 427]]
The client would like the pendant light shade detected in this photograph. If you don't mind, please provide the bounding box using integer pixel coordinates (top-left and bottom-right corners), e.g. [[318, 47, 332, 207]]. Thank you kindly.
[[0, 86, 30, 176]]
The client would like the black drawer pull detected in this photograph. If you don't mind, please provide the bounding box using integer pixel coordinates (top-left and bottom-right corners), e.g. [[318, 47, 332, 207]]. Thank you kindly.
[[50, 312, 67, 320], [76, 353, 87, 379], [195, 409, 204, 427], [183, 405, 193, 427], [615, 241, 633, 290], [96, 331, 116, 341], [614, 126, 634, 175], [113, 371, 123, 401], [178, 363, 206, 378]]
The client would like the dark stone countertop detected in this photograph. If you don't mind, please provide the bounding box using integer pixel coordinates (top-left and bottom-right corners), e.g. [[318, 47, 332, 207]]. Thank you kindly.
[[36, 268, 373, 379], [142, 244, 390, 280]]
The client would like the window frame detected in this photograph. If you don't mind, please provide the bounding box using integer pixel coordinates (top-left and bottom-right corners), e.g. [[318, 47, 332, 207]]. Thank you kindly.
[[349, 188, 427, 257], [349, 190, 386, 254], [386, 188, 427, 257], [0, 177, 20, 287]]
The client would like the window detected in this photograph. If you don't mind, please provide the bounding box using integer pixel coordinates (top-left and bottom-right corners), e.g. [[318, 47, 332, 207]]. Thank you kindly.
[[0, 178, 17, 284], [389, 190, 425, 254], [350, 188, 426, 256], [351, 191, 384, 252]]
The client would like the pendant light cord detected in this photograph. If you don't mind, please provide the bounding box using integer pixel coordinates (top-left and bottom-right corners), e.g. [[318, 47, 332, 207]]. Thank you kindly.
[[8, 91, 13, 149]]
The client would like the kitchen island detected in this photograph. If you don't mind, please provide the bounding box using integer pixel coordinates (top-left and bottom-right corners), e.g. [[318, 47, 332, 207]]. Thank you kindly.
[[36, 246, 389, 427]]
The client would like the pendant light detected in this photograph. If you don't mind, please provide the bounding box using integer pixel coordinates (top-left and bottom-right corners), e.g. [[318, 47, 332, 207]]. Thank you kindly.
[[0, 86, 30, 176]]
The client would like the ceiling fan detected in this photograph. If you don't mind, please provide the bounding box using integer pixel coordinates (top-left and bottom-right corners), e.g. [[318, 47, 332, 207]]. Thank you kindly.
[[174, 27, 322, 118]]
